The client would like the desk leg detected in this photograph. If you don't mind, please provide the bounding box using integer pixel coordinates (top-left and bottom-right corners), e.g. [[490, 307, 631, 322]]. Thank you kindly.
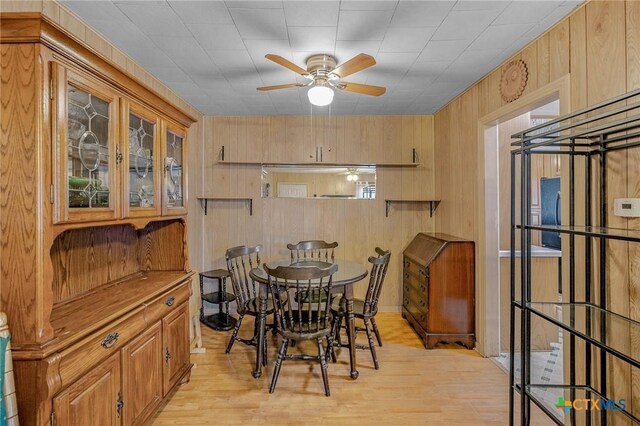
[[253, 282, 267, 379], [344, 287, 359, 379]]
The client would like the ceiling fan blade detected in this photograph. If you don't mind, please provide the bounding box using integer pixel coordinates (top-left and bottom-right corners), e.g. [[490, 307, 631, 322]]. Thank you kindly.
[[257, 83, 306, 91], [265, 54, 309, 76], [332, 53, 376, 78], [338, 82, 386, 96]]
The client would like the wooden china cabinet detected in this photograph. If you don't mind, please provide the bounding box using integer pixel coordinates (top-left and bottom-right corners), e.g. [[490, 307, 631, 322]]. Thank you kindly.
[[1, 13, 196, 426]]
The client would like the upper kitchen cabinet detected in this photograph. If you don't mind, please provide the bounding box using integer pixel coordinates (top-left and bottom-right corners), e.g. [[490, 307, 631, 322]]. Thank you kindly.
[[122, 100, 161, 218], [52, 61, 191, 224], [162, 121, 188, 216], [52, 64, 120, 223]]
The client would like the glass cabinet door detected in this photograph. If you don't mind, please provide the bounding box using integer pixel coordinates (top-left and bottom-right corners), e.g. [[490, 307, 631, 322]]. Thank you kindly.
[[54, 65, 119, 223], [122, 101, 160, 217], [162, 122, 187, 215]]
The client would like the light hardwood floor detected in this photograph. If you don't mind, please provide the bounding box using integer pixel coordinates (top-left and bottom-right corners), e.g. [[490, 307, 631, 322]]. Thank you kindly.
[[152, 313, 553, 425]]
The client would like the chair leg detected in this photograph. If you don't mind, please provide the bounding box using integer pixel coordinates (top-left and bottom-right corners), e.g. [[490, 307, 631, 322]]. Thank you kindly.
[[371, 317, 383, 347], [262, 326, 268, 367], [317, 338, 330, 397], [326, 334, 336, 364], [364, 319, 379, 370], [225, 314, 244, 354], [328, 314, 341, 362], [269, 338, 288, 394]]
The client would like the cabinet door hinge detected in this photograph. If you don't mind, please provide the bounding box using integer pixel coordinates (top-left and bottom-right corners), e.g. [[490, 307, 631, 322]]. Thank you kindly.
[[49, 79, 54, 101], [165, 347, 171, 366], [50, 411, 56, 426], [49, 184, 55, 204], [115, 145, 123, 165]]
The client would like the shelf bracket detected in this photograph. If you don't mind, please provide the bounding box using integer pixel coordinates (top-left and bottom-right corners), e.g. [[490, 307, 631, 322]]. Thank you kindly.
[[429, 201, 441, 218], [412, 148, 417, 164], [199, 198, 208, 215]]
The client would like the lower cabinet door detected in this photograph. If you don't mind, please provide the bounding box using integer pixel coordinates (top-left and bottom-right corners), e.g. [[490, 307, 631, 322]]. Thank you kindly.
[[122, 322, 163, 426], [53, 353, 122, 426], [162, 303, 190, 395]]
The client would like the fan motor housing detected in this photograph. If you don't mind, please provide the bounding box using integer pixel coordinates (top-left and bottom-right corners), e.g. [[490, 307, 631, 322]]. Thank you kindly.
[[306, 54, 337, 80]]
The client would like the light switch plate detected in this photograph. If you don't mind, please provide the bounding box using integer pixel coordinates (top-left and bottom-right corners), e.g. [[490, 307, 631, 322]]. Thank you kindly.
[[614, 198, 640, 217]]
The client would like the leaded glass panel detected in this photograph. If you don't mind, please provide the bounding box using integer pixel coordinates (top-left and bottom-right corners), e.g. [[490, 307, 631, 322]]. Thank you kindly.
[[67, 84, 110, 209], [165, 131, 183, 208], [128, 112, 155, 208]]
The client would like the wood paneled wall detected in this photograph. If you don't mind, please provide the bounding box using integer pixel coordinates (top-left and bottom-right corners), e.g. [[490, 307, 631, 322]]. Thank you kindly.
[[434, 0, 640, 420], [198, 116, 434, 311]]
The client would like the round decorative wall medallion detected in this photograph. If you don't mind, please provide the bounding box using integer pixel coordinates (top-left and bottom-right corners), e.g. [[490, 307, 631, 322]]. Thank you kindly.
[[500, 59, 528, 103]]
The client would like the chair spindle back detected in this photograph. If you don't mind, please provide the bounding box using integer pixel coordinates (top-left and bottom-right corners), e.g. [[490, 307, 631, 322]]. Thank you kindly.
[[287, 240, 338, 263], [363, 248, 391, 315], [225, 245, 262, 315]]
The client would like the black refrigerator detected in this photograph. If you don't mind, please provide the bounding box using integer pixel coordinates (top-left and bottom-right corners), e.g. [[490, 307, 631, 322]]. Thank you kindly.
[[540, 177, 561, 249]]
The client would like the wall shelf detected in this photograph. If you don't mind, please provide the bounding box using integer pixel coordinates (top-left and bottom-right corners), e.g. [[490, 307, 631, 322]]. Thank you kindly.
[[384, 200, 441, 217], [197, 197, 253, 216]]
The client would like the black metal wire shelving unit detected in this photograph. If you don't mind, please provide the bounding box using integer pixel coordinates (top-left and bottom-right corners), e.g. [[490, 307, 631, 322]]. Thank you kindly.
[[509, 88, 640, 425]]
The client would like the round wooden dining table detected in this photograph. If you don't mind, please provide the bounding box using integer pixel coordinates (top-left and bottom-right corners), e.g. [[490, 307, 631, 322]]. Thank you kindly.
[[249, 259, 368, 380]]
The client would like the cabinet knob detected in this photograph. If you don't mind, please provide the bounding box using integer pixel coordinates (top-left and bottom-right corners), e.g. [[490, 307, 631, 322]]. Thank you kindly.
[[101, 332, 119, 349], [166, 296, 175, 306]]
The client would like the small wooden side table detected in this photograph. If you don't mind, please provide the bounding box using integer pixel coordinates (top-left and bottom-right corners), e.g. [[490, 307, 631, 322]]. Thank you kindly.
[[199, 269, 237, 331]]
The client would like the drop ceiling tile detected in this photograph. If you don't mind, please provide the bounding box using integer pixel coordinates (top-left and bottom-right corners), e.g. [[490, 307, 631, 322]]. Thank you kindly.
[[115, 3, 191, 36], [245, 39, 293, 64], [152, 36, 222, 75], [208, 50, 255, 70], [240, 94, 274, 106], [188, 24, 246, 51], [257, 68, 302, 86], [417, 40, 471, 62], [229, 8, 288, 39], [337, 10, 394, 41], [380, 27, 436, 53], [283, 1, 339, 26], [494, 1, 560, 25], [113, 1, 167, 5], [226, 1, 283, 8], [288, 27, 336, 52], [432, 9, 503, 41], [374, 52, 419, 69], [468, 23, 535, 51], [390, 1, 455, 27], [340, 1, 397, 11], [64, 1, 129, 21], [147, 65, 192, 84], [168, 1, 233, 24], [334, 40, 381, 63], [190, 74, 232, 91], [453, 1, 510, 12]]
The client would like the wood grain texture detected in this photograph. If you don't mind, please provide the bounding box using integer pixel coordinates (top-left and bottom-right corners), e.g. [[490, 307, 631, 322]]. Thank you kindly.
[[122, 322, 163, 426], [151, 313, 555, 425], [0, 43, 53, 344], [434, 0, 639, 412], [50, 225, 140, 302], [53, 352, 120, 426], [162, 303, 190, 396], [201, 115, 434, 312], [139, 220, 187, 272]]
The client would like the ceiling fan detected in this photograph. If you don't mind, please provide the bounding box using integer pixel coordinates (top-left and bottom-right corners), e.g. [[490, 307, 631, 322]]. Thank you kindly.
[[257, 53, 386, 106]]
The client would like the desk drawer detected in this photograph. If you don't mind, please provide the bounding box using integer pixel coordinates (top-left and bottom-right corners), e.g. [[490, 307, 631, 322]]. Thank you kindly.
[[58, 308, 146, 388], [403, 291, 427, 327], [144, 279, 192, 325], [403, 280, 428, 313]]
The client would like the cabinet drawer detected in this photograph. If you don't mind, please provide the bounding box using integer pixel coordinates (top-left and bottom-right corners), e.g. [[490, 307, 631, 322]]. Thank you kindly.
[[403, 258, 429, 281], [403, 280, 428, 313], [58, 308, 146, 388], [403, 269, 428, 292], [144, 279, 191, 325], [403, 293, 427, 327]]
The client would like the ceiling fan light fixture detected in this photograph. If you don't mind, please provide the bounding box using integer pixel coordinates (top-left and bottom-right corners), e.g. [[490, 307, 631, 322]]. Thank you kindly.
[[307, 85, 334, 106]]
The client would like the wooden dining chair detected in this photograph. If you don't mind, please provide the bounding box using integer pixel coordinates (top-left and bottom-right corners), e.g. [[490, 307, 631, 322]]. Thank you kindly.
[[287, 240, 338, 263], [225, 245, 273, 367], [264, 263, 338, 396], [330, 248, 390, 370]]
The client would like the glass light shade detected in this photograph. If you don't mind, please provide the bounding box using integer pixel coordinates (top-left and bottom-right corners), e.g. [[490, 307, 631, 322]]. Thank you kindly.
[[307, 86, 334, 106]]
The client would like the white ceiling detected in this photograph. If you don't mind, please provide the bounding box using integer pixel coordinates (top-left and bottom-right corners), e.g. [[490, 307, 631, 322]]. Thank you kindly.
[[62, 0, 582, 116]]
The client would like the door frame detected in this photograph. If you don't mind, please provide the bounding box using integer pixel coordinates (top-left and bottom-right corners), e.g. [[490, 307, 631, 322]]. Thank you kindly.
[[476, 74, 570, 357]]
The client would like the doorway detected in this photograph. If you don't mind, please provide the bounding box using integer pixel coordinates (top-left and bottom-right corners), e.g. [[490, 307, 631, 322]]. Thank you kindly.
[[478, 76, 570, 423]]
